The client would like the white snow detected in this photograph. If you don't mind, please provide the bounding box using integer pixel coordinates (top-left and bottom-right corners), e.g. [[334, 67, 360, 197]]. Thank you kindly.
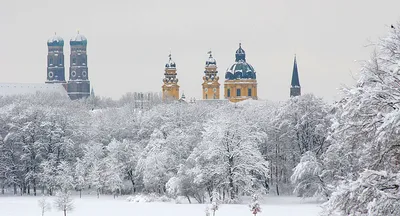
[[0, 195, 321, 216], [71, 33, 87, 42], [47, 35, 63, 43]]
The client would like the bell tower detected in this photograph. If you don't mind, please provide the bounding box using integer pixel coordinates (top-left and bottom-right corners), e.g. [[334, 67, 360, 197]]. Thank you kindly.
[[67, 31, 90, 100], [46, 33, 66, 83], [162, 54, 180, 100], [202, 51, 220, 99]]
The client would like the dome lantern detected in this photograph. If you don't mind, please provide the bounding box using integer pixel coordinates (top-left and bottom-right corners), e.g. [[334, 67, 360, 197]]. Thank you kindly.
[[165, 53, 176, 68], [206, 51, 217, 66], [235, 43, 246, 62]]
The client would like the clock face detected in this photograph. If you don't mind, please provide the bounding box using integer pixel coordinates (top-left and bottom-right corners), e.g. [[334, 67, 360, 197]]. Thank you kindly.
[[82, 71, 87, 78], [71, 71, 76, 77], [213, 88, 217, 93], [204, 88, 208, 92], [48, 71, 54, 78]]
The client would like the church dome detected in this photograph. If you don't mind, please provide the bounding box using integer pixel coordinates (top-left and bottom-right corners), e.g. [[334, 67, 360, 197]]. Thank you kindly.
[[70, 31, 87, 46], [165, 54, 176, 68], [47, 34, 64, 46], [225, 43, 256, 80], [206, 51, 216, 66]]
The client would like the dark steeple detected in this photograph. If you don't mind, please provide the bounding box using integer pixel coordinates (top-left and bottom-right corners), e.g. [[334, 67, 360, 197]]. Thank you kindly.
[[290, 55, 301, 97]]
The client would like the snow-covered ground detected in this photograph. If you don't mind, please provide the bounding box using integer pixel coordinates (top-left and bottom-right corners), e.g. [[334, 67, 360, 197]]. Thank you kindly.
[[0, 195, 321, 216]]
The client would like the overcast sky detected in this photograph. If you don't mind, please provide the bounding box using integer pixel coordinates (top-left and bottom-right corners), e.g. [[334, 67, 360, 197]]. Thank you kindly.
[[1, 0, 400, 102]]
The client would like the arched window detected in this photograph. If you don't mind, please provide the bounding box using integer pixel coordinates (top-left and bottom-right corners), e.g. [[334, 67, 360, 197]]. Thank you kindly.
[[237, 89, 241, 96], [49, 58, 53, 65], [227, 89, 231, 97], [205, 94, 208, 99], [248, 88, 252, 96]]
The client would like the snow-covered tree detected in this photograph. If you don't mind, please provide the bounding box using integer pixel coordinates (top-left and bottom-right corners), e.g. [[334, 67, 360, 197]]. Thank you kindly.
[[321, 21, 400, 215], [210, 198, 219, 216], [189, 108, 269, 202], [56, 161, 74, 192], [291, 151, 328, 199], [321, 170, 400, 216], [103, 156, 124, 198], [265, 94, 331, 195], [54, 191, 73, 216], [205, 206, 210, 216], [137, 129, 170, 193], [73, 158, 86, 198], [106, 139, 140, 193], [38, 196, 52, 216], [84, 141, 107, 198]]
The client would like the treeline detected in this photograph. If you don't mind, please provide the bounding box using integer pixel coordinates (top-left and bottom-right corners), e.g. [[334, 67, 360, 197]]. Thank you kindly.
[[0, 92, 330, 203]]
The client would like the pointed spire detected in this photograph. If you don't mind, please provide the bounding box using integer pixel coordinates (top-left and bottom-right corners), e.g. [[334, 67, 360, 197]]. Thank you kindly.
[[290, 54, 301, 97], [291, 54, 300, 87]]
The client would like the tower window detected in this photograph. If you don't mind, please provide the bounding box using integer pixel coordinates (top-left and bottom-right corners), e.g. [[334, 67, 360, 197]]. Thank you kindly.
[[227, 89, 231, 97], [237, 89, 241, 96], [248, 88, 252, 96], [72, 58, 76, 65], [49, 58, 53, 65]]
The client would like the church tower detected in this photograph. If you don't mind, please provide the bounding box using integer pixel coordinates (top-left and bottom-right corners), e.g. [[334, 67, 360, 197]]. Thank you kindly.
[[162, 54, 180, 100], [67, 31, 90, 100], [290, 55, 301, 97], [224, 43, 257, 102], [46, 33, 66, 83], [202, 51, 220, 99]]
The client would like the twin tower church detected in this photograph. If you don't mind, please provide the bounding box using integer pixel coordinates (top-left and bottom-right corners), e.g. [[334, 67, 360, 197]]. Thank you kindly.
[[162, 43, 302, 102], [46, 32, 90, 100], [45, 32, 300, 101]]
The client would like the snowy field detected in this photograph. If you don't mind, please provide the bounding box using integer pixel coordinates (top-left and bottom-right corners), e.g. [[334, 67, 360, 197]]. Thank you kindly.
[[0, 195, 321, 216]]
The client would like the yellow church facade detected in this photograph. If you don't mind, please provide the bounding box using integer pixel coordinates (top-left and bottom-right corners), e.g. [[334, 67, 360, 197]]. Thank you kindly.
[[224, 79, 257, 103], [162, 54, 180, 100], [161, 44, 259, 103]]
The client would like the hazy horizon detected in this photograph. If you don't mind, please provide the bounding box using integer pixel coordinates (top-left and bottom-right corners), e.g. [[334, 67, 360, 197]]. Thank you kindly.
[[1, 0, 400, 102]]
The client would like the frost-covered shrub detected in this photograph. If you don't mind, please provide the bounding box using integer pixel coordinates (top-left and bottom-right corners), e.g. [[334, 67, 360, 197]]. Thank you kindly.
[[249, 194, 261, 215]]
